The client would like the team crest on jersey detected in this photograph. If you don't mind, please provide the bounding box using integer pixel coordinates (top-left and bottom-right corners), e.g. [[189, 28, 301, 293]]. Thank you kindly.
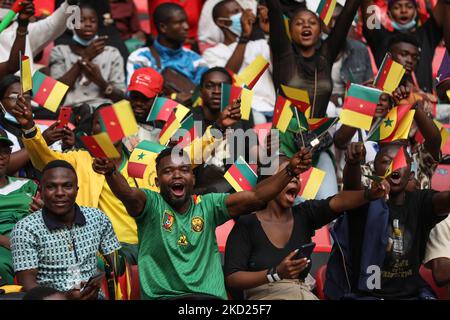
[[177, 234, 188, 246], [162, 210, 174, 231], [191, 216, 204, 233]]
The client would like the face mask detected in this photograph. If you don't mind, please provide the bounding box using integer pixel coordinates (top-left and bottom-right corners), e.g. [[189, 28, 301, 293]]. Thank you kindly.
[[72, 33, 98, 47], [391, 19, 416, 31], [228, 12, 242, 37], [0, 102, 18, 124]]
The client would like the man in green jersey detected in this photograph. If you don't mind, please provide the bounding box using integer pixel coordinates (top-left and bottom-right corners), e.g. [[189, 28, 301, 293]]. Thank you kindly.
[[0, 128, 38, 285], [92, 143, 312, 299]]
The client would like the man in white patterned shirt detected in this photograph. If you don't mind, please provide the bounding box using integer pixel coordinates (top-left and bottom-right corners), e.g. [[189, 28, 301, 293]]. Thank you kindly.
[[10, 160, 120, 300]]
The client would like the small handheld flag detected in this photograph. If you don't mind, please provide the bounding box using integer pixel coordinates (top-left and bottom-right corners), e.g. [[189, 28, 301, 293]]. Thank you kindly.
[[147, 97, 181, 122], [373, 53, 405, 94], [159, 112, 181, 145], [272, 95, 293, 133], [21, 55, 32, 93], [309, 0, 337, 26], [384, 146, 407, 178], [32, 71, 69, 112], [234, 55, 269, 89], [99, 100, 138, 143], [221, 83, 253, 120], [280, 84, 310, 112], [224, 156, 258, 192], [80, 132, 120, 158], [298, 167, 326, 200], [128, 140, 166, 179], [366, 104, 413, 141], [339, 84, 382, 131]]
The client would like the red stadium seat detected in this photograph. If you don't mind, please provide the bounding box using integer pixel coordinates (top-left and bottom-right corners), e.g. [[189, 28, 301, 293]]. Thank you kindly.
[[419, 265, 449, 300], [315, 265, 328, 300], [215, 220, 235, 253], [312, 226, 332, 253], [431, 165, 450, 192]]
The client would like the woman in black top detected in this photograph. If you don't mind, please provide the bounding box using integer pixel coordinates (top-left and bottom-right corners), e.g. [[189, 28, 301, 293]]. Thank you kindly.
[[224, 156, 389, 300], [266, 0, 362, 117]]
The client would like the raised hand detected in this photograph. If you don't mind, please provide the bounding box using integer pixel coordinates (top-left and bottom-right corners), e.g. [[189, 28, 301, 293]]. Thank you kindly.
[[92, 157, 115, 175], [392, 85, 411, 105], [80, 61, 107, 89], [289, 147, 313, 176], [42, 121, 65, 146], [257, 5, 269, 34], [241, 9, 256, 38], [18, 0, 35, 24], [28, 195, 44, 213], [10, 94, 34, 129], [62, 126, 76, 150], [82, 36, 108, 61], [217, 98, 242, 129], [368, 179, 391, 201], [345, 142, 366, 165], [276, 249, 309, 279]]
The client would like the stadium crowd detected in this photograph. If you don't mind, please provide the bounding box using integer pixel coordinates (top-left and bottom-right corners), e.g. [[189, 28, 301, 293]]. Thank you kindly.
[[0, 0, 449, 300]]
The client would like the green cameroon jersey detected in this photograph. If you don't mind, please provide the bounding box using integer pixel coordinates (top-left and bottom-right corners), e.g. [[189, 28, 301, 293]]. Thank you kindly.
[[136, 190, 231, 300], [0, 177, 37, 236]]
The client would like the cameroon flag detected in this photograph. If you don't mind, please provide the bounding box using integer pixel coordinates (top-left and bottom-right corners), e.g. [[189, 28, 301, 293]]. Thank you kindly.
[[221, 83, 253, 120], [367, 104, 412, 141], [173, 114, 199, 148], [384, 146, 407, 178], [339, 84, 382, 131], [272, 95, 293, 133], [21, 55, 32, 93], [127, 140, 166, 179], [234, 55, 269, 89], [159, 112, 181, 145], [99, 100, 138, 143], [373, 54, 405, 94], [308, 117, 337, 136], [32, 71, 69, 112], [299, 167, 326, 200], [174, 104, 190, 122], [280, 84, 310, 111], [316, 0, 337, 25], [80, 132, 120, 158], [147, 97, 180, 122], [224, 156, 258, 192]]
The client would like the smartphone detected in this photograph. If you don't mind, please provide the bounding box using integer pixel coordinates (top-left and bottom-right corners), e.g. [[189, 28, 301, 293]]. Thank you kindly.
[[294, 242, 316, 260], [57, 107, 72, 129], [80, 272, 105, 292]]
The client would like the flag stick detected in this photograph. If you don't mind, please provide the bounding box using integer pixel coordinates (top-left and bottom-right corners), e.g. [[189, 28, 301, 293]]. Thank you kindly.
[[19, 50, 23, 95], [294, 107, 305, 147]]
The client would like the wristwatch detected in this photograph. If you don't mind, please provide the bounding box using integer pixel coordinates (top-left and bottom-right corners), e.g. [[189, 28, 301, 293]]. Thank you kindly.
[[104, 84, 114, 95]]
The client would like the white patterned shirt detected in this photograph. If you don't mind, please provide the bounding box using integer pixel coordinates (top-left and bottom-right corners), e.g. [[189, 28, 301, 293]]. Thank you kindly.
[[11, 205, 120, 292]]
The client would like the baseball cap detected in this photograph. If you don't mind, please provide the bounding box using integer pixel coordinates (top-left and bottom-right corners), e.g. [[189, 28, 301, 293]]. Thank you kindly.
[[128, 67, 164, 98], [0, 127, 13, 147]]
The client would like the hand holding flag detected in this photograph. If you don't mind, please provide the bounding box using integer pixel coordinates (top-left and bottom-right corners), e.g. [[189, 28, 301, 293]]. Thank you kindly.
[[0, 0, 24, 34], [221, 83, 253, 120]]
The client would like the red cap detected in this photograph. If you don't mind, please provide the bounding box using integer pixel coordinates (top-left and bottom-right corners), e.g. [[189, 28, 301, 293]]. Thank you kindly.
[[128, 67, 163, 98]]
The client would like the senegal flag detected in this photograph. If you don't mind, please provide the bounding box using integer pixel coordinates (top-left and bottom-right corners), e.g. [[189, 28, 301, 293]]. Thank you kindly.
[[280, 84, 310, 111], [32, 71, 69, 112], [234, 55, 269, 89], [299, 167, 326, 200], [384, 146, 407, 178], [221, 83, 253, 120], [373, 54, 405, 94], [272, 95, 293, 133], [367, 104, 412, 141], [99, 100, 138, 143], [382, 110, 415, 142], [159, 112, 181, 145], [80, 132, 120, 158], [339, 84, 382, 131], [147, 97, 180, 122], [128, 140, 166, 179], [21, 55, 32, 93], [224, 156, 258, 192]]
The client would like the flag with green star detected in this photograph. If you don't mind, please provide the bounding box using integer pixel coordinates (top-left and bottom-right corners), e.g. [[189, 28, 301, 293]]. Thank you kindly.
[[127, 140, 166, 179], [367, 104, 413, 141]]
